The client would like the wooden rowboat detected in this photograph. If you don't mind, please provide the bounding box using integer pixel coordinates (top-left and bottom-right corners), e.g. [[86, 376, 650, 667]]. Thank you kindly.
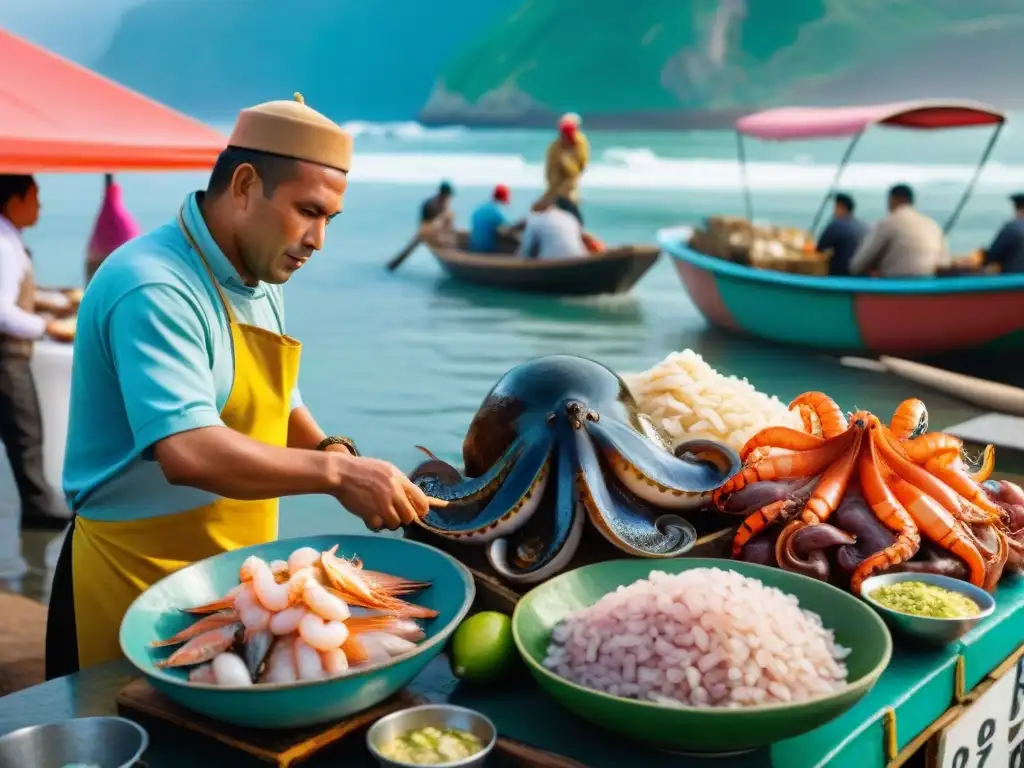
[[425, 231, 659, 296]]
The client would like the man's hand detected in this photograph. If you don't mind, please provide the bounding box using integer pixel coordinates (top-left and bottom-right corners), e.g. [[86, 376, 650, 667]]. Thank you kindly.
[[45, 318, 76, 343], [333, 455, 431, 532]]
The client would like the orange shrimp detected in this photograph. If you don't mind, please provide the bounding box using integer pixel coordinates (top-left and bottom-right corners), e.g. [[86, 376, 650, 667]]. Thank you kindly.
[[886, 475, 986, 589], [889, 398, 928, 440], [321, 548, 438, 619], [714, 424, 859, 504], [154, 622, 241, 668], [150, 609, 238, 648], [870, 422, 974, 521], [359, 570, 432, 597], [800, 422, 865, 524], [897, 432, 962, 464], [182, 584, 244, 615], [739, 427, 824, 461], [789, 392, 847, 438], [849, 435, 921, 595], [922, 454, 1004, 522]]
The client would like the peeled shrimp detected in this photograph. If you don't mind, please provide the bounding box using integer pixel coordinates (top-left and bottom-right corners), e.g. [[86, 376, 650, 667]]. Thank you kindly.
[[298, 612, 349, 651], [260, 635, 299, 684], [150, 609, 238, 648], [288, 547, 321, 574], [155, 622, 240, 668], [294, 637, 327, 680], [249, 558, 308, 612], [212, 652, 253, 686], [302, 578, 350, 622], [233, 583, 271, 633], [270, 560, 290, 582], [321, 647, 349, 676], [189, 663, 217, 684], [269, 605, 308, 636]]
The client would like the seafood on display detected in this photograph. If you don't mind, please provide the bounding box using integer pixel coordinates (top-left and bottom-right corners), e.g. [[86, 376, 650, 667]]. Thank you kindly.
[[150, 545, 436, 685], [714, 392, 1024, 594]]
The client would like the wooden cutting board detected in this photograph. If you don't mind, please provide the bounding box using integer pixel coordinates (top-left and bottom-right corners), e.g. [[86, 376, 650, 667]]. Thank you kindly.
[[117, 678, 588, 767]]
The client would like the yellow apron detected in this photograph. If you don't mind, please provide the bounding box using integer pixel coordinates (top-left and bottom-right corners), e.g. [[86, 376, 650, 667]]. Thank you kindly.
[[70, 208, 301, 670]]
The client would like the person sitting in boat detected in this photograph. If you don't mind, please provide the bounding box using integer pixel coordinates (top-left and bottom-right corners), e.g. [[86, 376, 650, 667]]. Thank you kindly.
[[816, 192, 867, 276], [418, 181, 456, 245], [539, 114, 589, 225], [468, 184, 513, 253], [848, 184, 949, 277], [976, 192, 1024, 274], [516, 197, 587, 260]]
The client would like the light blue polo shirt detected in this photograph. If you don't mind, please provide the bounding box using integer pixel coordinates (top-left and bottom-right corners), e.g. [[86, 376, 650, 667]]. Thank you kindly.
[[63, 192, 303, 521]]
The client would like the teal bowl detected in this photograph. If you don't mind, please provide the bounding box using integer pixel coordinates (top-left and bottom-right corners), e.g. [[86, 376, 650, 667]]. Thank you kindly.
[[513, 559, 892, 755], [119, 534, 474, 729]]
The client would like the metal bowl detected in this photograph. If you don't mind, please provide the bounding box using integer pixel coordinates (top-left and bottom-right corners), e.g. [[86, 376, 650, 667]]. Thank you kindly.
[[366, 704, 497, 768], [860, 572, 995, 646], [0, 716, 149, 768]]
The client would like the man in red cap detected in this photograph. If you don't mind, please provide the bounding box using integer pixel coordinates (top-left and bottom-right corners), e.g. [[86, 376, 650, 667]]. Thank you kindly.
[[468, 183, 513, 253], [540, 113, 589, 221]]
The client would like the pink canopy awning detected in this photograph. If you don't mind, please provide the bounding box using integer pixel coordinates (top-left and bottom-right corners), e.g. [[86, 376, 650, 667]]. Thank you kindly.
[[735, 100, 1006, 141]]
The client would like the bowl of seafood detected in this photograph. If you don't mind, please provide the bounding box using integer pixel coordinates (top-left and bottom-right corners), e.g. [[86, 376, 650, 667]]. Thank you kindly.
[[513, 558, 891, 755], [859, 572, 995, 646], [119, 534, 474, 729]]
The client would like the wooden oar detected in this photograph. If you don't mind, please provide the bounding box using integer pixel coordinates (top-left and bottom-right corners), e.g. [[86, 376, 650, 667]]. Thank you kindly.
[[386, 235, 421, 271]]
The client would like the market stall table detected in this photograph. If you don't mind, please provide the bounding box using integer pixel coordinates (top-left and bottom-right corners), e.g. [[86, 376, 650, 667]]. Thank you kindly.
[[2, 575, 1021, 768]]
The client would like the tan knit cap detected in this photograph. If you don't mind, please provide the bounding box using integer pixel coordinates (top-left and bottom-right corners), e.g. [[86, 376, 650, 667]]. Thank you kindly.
[[227, 93, 352, 172]]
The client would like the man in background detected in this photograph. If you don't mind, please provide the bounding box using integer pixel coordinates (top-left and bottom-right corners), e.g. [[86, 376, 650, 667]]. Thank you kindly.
[[849, 184, 948, 277], [468, 184, 513, 253], [517, 197, 587, 260], [0, 175, 75, 531], [419, 181, 456, 245], [978, 192, 1024, 274], [541, 113, 589, 224], [817, 192, 868, 276]]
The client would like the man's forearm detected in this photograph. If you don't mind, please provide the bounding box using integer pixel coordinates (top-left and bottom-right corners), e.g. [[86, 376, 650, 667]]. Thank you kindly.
[[154, 425, 344, 500], [288, 406, 328, 451]]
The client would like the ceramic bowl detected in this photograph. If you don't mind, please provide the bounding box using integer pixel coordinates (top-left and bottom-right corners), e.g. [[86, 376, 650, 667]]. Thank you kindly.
[[119, 534, 474, 729], [860, 571, 995, 646], [513, 558, 892, 755], [0, 716, 148, 768], [366, 704, 497, 768]]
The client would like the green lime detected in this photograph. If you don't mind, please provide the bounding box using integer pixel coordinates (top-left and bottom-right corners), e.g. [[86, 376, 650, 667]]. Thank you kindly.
[[450, 611, 515, 682]]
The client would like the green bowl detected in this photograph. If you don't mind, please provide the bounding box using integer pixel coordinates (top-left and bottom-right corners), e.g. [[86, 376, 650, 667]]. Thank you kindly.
[[512, 558, 892, 755], [119, 534, 474, 729]]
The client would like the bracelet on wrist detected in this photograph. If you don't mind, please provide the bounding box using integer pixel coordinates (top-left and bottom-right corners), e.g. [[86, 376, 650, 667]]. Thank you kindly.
[[316, 436, 360, 456]]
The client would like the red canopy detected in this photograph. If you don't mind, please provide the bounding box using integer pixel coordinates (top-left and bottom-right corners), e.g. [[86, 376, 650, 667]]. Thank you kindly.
[[0, 29, 227, 173], [735, 100, 1006, 141]]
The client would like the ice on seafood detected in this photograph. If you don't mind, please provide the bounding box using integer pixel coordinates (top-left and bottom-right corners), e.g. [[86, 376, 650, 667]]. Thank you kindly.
[[151, 545, 435, 685]]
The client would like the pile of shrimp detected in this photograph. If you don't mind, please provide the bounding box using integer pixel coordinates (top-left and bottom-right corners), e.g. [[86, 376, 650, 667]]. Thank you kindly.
[[149, 544, 436, 686]]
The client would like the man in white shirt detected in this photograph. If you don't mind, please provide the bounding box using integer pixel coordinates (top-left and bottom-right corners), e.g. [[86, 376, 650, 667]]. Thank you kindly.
[[849, 184, 950, 277], [0, 175, 73, 529], [516, 197, 587, 260]]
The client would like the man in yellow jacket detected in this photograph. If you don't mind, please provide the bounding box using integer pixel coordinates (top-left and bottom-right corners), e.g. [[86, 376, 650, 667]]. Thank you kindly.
[[541, 113, 589, 223]]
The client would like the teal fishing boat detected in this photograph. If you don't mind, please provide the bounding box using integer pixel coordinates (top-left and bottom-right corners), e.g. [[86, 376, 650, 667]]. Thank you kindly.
[[661, 100, 1024, 356]]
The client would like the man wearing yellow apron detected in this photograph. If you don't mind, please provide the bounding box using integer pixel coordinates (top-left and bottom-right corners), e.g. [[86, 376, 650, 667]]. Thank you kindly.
[[46, 95, 433, 679]]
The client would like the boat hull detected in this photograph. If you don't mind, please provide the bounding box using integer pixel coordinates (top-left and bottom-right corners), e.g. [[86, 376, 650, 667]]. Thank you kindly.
[[426, 234, 659, 296], [661, 232, 1024, 356]]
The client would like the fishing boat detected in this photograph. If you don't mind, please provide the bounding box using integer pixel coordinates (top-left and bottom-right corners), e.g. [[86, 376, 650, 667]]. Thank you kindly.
[[425, 232, 659, 296], [660, 100, 1024, 356]]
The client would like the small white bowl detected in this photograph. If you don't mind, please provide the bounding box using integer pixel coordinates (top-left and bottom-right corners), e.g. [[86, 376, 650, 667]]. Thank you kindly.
[[366, 704, 497, 768]]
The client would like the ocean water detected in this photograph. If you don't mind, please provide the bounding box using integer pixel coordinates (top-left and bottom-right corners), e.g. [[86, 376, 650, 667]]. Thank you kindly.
[[14, 121, 1017, 539]]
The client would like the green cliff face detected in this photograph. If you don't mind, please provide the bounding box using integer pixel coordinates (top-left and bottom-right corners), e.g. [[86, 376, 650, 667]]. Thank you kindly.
[[422, 0, 1024, 124]]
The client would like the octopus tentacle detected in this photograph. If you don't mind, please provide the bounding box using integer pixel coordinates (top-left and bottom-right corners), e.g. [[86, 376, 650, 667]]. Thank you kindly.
[[574, 429, 697, 558], [740, 427, 823, 461], [487, 439, 585, 584], [587, 418, 741, 500], [411, 438, 526, 503], [889, 398, 928, 440], [886, 475, 986, 589], [789, 392, 847, 438], [717, 478, 810, 517], [415, 434, 554, 542], [849, 437, 921, 595], [832, 488, 897, 574], [776, 521, 855, 581], [921, 454, 1004, 523]]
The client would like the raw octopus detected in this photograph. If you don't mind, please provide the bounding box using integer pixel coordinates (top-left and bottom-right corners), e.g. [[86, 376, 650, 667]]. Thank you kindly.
[[150, 545, 436, 685]]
